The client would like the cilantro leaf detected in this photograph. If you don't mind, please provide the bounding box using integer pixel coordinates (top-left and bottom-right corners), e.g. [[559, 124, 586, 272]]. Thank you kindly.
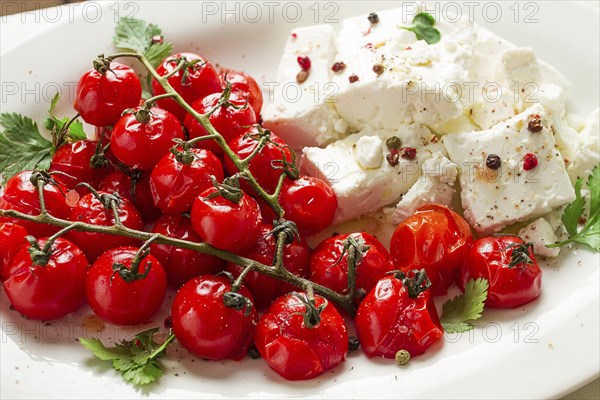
[[44, 93, 88, 144], [0, 113, 53, 184], [547, 165, 600, 252], [441, 278, 489, 333], [79, 327, 175, 386], [400, 12, 441, 45], [113, 17, 173, 68]]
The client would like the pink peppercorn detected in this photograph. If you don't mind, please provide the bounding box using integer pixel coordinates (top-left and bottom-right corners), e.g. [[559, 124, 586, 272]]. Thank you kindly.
[[297, 56, 311, 71], [400, 147, 417, 160], [523, 153, 538, 170]]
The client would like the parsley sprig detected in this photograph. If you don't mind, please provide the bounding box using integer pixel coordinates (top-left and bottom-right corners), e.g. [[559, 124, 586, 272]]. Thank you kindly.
[[80, 328, 175, 386], [440, 278, 489, 333], [400, 12, 441, 45]]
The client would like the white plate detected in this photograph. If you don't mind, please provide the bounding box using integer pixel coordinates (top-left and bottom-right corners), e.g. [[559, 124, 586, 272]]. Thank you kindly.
[[1, 1, 599, 399]]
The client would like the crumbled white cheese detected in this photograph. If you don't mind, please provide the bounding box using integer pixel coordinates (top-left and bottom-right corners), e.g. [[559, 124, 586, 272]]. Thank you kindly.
[[354, 135, 383, 169], [518, 218, 560, 258], [568, 109, 600, 184]]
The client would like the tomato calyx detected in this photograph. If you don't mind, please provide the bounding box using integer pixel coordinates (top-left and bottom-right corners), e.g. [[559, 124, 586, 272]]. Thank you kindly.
[[29, 170, 68, 196], [92, 54, 113, 75], [270, 219, 300, 245], [24, 235, 52, 266], [169, 139, 196, 165], [334, 235, 371, 268], [76, 182, 123, 211], [289, 290, 328, 329], [222, 291, 254, 317], [111, 235, 158, 283], [506, 240, 536, 269], [89, 140, 111, 169], [204, 175, 244, 203], [389, 269, 432, 299]]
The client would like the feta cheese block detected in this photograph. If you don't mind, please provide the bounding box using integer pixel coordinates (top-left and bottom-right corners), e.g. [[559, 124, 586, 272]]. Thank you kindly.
[[261, 25, 346, 149], [443, 104, 576, 235], [301, 124, 442, 224], [518, 218, 560, 258], [388, 152, 458, 224], [568, 109, 600, 183]]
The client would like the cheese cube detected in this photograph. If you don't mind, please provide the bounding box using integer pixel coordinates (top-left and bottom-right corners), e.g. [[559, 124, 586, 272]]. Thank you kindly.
[[518, 218, 560, 258], [355, 135, 383, 169]]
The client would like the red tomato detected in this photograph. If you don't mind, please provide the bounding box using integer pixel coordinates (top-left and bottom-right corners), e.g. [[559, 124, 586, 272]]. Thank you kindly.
[[110, 107, 184, 171], [255, 292, 348, 380], [98, 170, 161, 222], [309, 232, 393, 304], [49, 140, 110, 191], [171, 274, 257, 360], [3, 237, 88, 320], [191, 187, 262, 253], [390, 204, 472, 296], [74, 61, 142, 127], [355, 270, 443, 358], [459, 236, 542, 308], [279, 176, 337, 234], [225, 128, 293, 194], [184, 92, 257, 153], [225, 223, 310, 310], [152, 53, 221, 121], [66, 191, 143, 262], [219, 69, 263, 118], [149, 148, 224, 214], [0, 223, 28, 281], [0, 171, 71, 237], [151, 214, 224, 287], [86, 246, 166, 325]]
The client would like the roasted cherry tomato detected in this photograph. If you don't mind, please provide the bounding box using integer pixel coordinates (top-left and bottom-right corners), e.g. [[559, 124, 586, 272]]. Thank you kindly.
[[149, 147, 224, 214], [86, 246, 167, 326], [0, 223, 28, 281], [309, 232, 393, 304], [152, 53, 221, 121], [459, 236, 542, 308], [390, 204, 472, 296], [110, 107, 184, 171], [225, 223, 310, 310], [151, 214, 224, 287], [219, 68, 263, 118], [98, 170, 161, 222], [356, 270, 443, 359], [255, 292, 348, 380], [171, 274, 257, 360], [184, 92, 257, 153], [74, 61, 142, 127], [3, 237, 88, 320], [279, 176, 337, 234], [0, 171, 70, 237], [225, 128, 293, 194], [49, 140, 110, 191], [191, 187, 262, 253], [66, 191, 143, 262]]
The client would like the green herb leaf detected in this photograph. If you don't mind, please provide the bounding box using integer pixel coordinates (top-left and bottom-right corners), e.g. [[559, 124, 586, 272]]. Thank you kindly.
[[441, 278, 489, 333], [113, 17, 173, 68], [79, 327, 175, 386], [44, 93, 87, 144], [400, 12, 441, 45], [0, 113, 53, 184], [547, 165, 600, 252]]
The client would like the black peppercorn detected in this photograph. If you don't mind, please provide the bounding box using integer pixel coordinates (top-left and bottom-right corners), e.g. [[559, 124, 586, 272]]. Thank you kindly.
[[368, 12, 379, 24], [486, 154, 502, 170], [348, 336, 360, 352]]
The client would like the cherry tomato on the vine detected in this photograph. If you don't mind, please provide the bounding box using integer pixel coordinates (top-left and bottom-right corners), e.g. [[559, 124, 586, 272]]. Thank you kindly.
[[86, 246, 167, 326], [279, 176, 337, 234], [0, 171, 71, 237], [225, 223, 310, 310], [49, 140, 110, 191], [152, 53, 221, 121], [66, 191, 143, 262], [255, 292, 348, 380], [309, 232, 393, 304], [0, 223, 28, 281], [219, 68, 263, 118], [110, 107, 184, 171], [151, 214, 224, 288], [390, 204, 472, 296], [74, 61, 142, 127], [459, 235, 542, 308], [3, 237, 88, 320], [355, 270, 443, 358], [98, 170, 161, 222], [171, 274, 257, 360], [191, 187, 262, 253], [149, 147, 224, 214]]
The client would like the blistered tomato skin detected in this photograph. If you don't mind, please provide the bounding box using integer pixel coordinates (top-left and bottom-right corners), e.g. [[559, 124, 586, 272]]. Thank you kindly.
[[459, 236, 542, 308], [219, 69, 263, 118], [74, 62, 142, 127], [309, 232, 393, 304], [110, 107, 185, 171], [0, 223, 28, 281], [149, 148, 224, 214], [3, 237, 88, 320], [86, 246, 167, 326], [171, 275, 257, 360], [255, 293, 348, 380], [49, 140, 109, 191], [191, 187, 262, 253], [0, 171, 71, 238], [152, 53, 221, 121], [355, 274, 443, 358], [151, 214, 224, 288], [390, 204, 473, 296], [225, 223, 310, 310]]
